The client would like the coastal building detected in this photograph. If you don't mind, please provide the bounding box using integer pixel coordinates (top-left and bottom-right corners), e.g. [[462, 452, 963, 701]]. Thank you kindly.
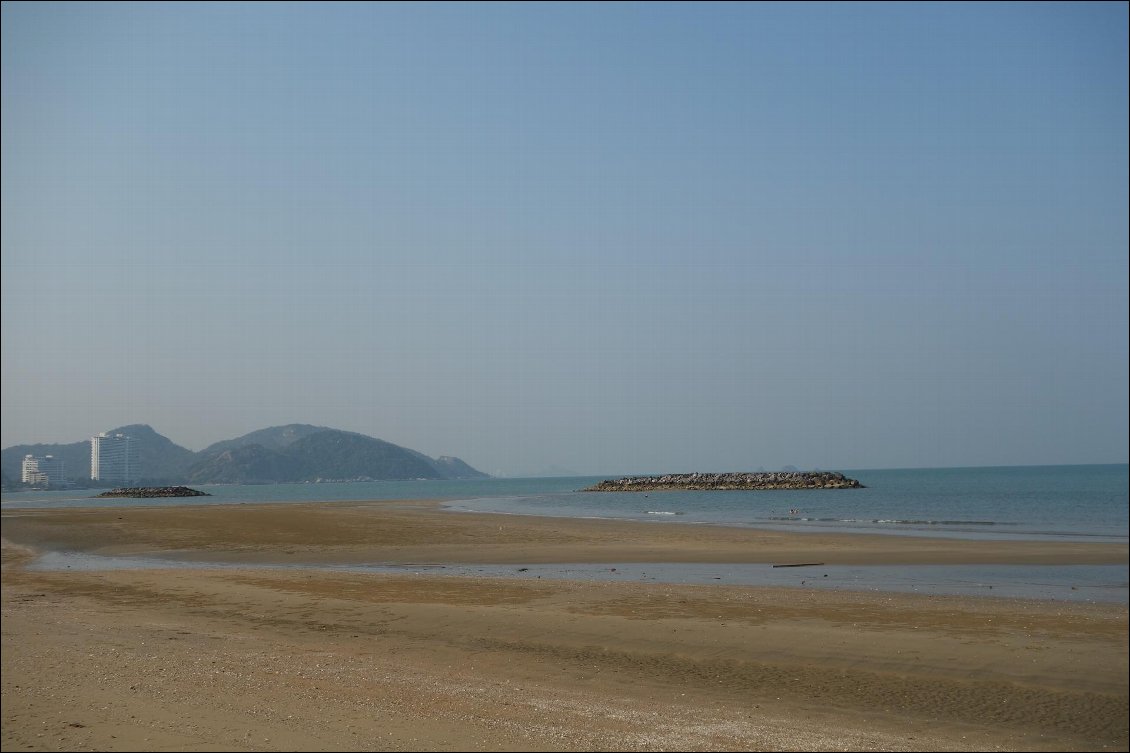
[[91, 432, 138, 483], [21, 454, 66, 487]]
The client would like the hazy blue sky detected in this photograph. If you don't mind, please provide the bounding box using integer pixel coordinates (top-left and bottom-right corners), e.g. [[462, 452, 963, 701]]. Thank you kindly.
[[2, 2, 1127, 476]]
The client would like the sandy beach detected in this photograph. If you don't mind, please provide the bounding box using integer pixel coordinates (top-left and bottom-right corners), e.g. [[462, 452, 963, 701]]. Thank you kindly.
[[2, 500, 1127, 751]]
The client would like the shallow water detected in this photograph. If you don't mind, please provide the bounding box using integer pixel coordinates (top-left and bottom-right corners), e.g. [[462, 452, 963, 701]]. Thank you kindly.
[[27, 551, 1128, 604], [8, 465, 1126, 602]]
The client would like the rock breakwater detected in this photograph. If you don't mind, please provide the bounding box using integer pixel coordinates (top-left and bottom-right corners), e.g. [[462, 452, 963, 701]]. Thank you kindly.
[[96, 486, 211, 498], [583, 471, 863, 492]]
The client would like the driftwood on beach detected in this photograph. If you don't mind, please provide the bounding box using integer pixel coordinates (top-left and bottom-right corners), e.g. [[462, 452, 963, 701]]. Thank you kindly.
[[583, 471, 863, 492], [95, 486, 211, 498]]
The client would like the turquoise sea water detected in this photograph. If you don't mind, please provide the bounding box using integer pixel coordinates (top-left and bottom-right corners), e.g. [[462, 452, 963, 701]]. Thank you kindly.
[[4, 464, 1126, 602], [452, 464, 1130, 543], [3, 464, 1127, 543]]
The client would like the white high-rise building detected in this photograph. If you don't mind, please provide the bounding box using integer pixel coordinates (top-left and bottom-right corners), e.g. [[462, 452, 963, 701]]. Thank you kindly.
[[21, 455, 66, 487], [91, 432, 138, 484]]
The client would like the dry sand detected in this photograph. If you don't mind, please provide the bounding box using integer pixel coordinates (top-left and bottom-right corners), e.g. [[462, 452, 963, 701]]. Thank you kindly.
[[2, 501, 1127, 751]]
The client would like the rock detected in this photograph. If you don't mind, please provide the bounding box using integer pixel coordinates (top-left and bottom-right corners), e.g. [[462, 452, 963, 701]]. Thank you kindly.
[[581, 471, 863, 492], [95, 486, 211, 498]]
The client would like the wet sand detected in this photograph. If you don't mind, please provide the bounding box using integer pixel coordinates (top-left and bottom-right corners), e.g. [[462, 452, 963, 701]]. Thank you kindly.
[[2, 501, 1127, 751]]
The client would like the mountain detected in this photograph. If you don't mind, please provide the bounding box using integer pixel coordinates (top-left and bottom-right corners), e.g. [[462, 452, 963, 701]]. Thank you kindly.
[[185, 444, 301, 485], [286, 430, 441, 481], [2, 437, 91, 484], [192, 425, 489, 482], [4, 424, 489, 486], [108, 424, 198, 482], [199, 424, 330, 455], [187, 429, 445, 483], [0, 424, 195, 485], [402, 447, 492, 480], [429, 455, 490, 480]]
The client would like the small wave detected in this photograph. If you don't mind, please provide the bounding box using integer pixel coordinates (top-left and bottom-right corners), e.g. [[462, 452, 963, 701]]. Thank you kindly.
[[646, 510, 684, 516], [765, 516, 1014, 526], [767, 516, 840, 522], [872, 519, 1013, 526]]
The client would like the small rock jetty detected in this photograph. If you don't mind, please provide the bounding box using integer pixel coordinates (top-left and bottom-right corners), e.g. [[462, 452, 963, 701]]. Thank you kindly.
[[583, 471, 863, 492], [96, 486, 212, 498]]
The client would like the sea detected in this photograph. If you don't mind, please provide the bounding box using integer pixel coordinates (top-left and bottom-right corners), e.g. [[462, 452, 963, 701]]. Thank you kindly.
[[4, 464, 1127, 603]]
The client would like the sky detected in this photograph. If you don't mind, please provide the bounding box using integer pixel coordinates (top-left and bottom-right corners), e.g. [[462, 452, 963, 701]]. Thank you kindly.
[[2, 2, 1127, 476]]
